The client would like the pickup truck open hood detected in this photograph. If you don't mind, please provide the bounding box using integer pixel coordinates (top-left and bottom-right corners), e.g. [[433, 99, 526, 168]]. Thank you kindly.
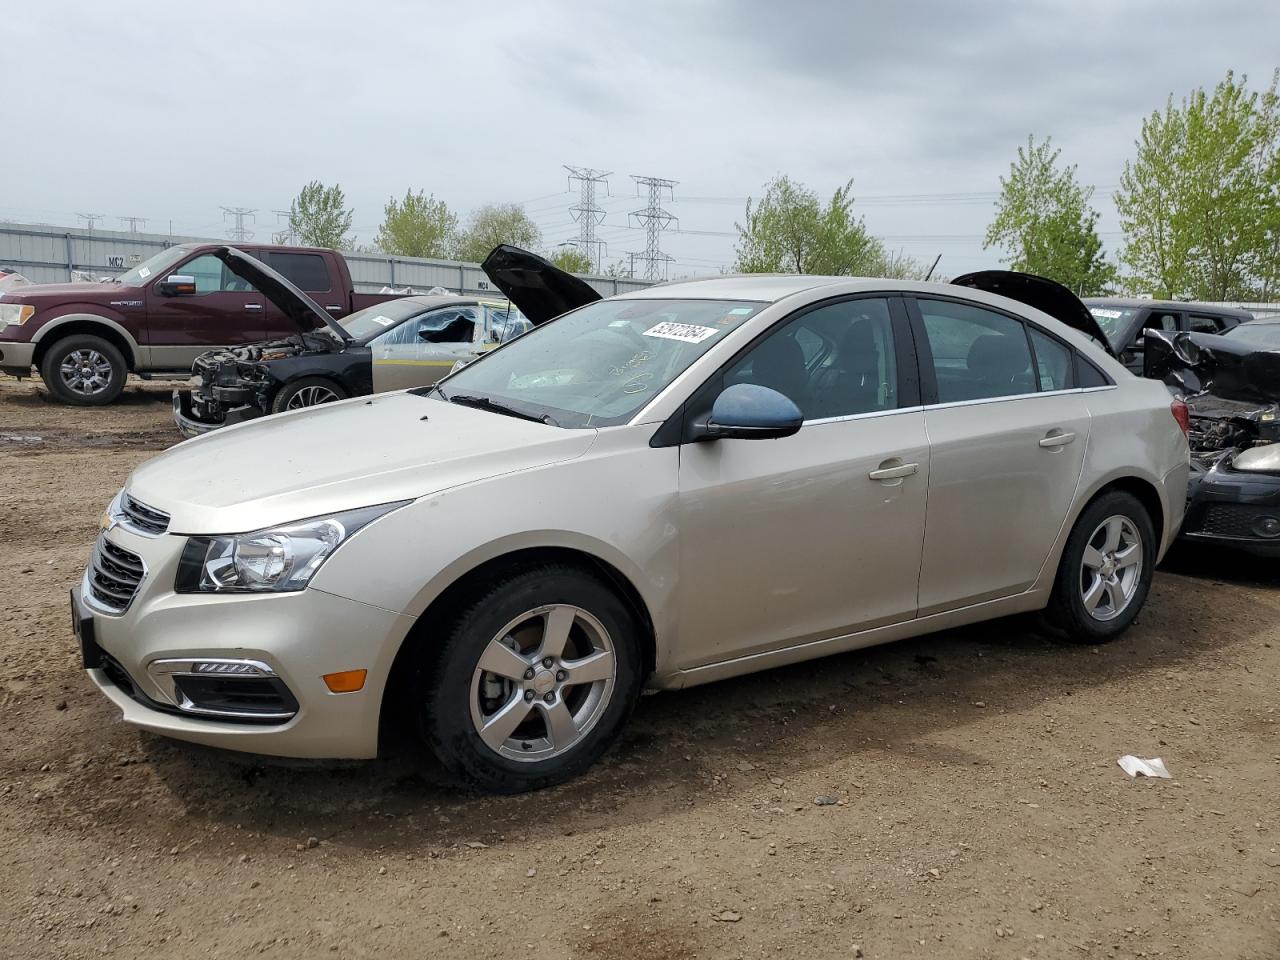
[[1143, 328, 1280, 404], [213, 246, 352, 342], [951, 270, 1115, 357], [480, 245, 602, 325]]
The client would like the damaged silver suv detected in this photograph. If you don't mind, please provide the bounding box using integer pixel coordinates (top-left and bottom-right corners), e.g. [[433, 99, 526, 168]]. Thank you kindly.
[[73, 253, 1190, 793]]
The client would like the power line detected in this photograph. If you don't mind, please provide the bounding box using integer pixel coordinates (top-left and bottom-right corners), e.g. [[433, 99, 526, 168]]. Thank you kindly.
[[220, 206, 256, 242], [629, 175, 679, 281], [563, 166, 611, 272], [76, 212, 104, 232], [118, 216, 148, 234]]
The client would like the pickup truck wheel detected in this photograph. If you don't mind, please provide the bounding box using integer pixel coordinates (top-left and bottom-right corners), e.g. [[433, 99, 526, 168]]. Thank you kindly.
[[39, 334, 127, 405], [416, 564, 643, 793], [270, 377, 348, 413]]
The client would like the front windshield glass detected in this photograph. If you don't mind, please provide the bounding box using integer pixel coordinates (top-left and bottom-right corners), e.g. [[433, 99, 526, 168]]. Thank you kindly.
[[1087, 304, 1140, 347], [1224, 321, 1280, 350], [340, 299, 443, 340], [116, 246, 193, 286], [430, 298, 765, 428]]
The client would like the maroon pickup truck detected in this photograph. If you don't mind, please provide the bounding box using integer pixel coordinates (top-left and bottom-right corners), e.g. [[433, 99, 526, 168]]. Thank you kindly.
[[0, 243, 398, 404]]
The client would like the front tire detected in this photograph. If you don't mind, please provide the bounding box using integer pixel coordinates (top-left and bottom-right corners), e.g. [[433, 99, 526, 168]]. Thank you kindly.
[[417, 564, 643, 793], [270, 376, 348, 413], [1043, 490, 1156, 643], [39, 334, 127, 405]]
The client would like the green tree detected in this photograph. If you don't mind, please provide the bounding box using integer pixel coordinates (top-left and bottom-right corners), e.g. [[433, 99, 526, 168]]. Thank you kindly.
[[734, 175, 883, 275], [1116, 70, 1280, 300], [374, 190, 458, 258], [549, 246, 594, 273], [984, 136, 1114, 295], [288, 181, 353, 249], [454, 203, 542, 263]]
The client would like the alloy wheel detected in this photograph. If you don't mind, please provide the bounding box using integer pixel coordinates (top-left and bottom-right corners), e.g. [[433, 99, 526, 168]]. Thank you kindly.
[[59, 349, 114, 396], [1079, 515, 1143, 622], [286, 384, 340, 408], [469, 604, 617, 762]]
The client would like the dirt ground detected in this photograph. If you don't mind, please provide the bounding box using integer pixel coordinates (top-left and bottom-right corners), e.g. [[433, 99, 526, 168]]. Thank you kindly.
[[1, 374, 1278, 960]]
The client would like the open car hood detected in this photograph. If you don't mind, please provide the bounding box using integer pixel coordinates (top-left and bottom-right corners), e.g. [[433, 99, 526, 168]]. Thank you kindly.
[[1143, 329, 1280, 404], [213, 246, 352, 342], [480, 244, 602, 325], [951, 270, 1115, 357]]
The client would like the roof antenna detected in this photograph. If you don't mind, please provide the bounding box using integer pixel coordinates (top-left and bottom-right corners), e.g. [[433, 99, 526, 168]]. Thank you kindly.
[[924, 254, 942, 282]]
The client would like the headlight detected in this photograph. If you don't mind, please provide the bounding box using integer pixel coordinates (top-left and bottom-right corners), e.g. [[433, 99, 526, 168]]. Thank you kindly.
[[175, 502, 408, 594], [0, 303, 35, 329]]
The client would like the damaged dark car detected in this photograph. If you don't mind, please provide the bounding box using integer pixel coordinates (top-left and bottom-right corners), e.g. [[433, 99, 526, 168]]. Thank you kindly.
[[1145, 321, 1280, 556], [172, 247, 535, 437]]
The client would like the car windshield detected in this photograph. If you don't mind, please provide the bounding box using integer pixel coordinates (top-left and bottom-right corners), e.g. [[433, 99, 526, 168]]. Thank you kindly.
[[428, 298, 765, 428], [115, 246, 194, 286], [1224, 321, 1280, 350], [1087, 304, 1141, 347], [340, 299, 446, 340]]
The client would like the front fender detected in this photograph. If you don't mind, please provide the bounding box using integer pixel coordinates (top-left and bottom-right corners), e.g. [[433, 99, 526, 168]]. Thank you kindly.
[[30, 310, 143, 360]]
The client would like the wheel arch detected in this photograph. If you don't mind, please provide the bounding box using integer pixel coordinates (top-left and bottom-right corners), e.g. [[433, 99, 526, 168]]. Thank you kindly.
[[32, 314, 140, 370], [377, 544, 657, 750]]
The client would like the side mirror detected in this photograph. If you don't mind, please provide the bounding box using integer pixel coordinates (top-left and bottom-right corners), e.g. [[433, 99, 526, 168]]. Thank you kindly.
[[158, 274, 197, 297], [689, 383, 803, 442]]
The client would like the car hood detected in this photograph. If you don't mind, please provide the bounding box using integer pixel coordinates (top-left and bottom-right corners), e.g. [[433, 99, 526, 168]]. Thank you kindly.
[[127, 392, 596, 533], [213, 246, 352, 341], [950, 271, 1116, 357], [1, 281, 128, 302], [480, 244, 602, 325], [1143, 328, 1280, 404]]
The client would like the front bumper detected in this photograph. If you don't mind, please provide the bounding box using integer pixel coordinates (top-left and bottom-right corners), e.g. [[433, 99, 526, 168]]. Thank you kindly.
[[1181, 454, 1280, 556], [0, 338, 35, 377], [172, 389, 264, 439], [77, 523, 416, 758]]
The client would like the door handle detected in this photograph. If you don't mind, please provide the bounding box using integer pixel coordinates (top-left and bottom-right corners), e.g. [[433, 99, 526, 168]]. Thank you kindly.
[[1039, 430, 1076, 448], [325, 305, 343, 312], [868, 461, 919, 481], [243, 303, 262, 311]]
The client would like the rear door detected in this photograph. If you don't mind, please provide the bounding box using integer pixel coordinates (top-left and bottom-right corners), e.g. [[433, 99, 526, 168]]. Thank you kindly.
[[908, 296, 1092, 615], [370, 305, 484, 392], [143, 251, 266, 368], [258, 251, 339, 338]]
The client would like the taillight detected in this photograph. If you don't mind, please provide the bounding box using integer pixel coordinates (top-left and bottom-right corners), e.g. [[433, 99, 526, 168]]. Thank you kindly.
[[1170, 399, 1190, 438]]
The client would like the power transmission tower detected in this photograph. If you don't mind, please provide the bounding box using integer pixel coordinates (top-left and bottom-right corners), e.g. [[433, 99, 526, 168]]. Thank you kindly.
[[564, 166, 611, 271], [272, 209, 294, 245], [220, 206, 257, 242], [76, 213, 104, 232], [629, 175, 678, 281], [119, 216, 147, 234]]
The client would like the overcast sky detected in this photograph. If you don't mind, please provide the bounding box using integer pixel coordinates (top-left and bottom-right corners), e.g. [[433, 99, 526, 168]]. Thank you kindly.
[[6, 1, 1278, 277]]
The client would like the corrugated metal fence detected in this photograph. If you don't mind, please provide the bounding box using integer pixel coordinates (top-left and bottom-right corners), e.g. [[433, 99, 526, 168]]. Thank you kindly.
[[0, 221, 652, 299]]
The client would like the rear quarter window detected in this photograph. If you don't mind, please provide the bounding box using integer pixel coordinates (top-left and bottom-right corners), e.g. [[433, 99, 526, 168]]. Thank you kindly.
[[266, 252, 332, 292]]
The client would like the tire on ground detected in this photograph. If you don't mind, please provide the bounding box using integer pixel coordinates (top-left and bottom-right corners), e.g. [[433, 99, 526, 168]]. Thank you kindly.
[[39, 334, 128, 406], [270, 376, 349, 413], [416, 563, 644, 793], [1042, 489, 1157, 644]]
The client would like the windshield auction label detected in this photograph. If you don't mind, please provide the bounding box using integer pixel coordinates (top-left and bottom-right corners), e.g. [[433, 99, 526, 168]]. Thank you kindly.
[[642, 322, 720, 344], [1089, 308, 1123, 319]]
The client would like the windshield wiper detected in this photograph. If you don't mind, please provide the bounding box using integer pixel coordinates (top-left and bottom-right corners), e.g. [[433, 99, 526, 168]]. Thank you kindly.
[[446, 393, 559, 427]]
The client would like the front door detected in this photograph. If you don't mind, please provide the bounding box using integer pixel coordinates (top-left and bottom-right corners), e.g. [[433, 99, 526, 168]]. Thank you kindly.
[[909, 296, 1091, 614], [143, 252, 266, 369], [370, 305, 484, 392], [675, 296, 928, 669]]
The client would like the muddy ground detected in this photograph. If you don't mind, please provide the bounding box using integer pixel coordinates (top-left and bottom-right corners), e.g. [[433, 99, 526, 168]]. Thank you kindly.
[[1, 375, 1278, 960]]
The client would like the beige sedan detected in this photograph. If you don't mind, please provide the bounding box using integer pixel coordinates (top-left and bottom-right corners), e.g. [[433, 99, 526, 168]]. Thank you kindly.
[[76, 261, 1190, 793]]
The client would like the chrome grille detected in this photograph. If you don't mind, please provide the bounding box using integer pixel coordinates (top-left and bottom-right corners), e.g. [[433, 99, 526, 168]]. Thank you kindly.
[[121, 495, 169, 535], [89, 535, 145, 612]]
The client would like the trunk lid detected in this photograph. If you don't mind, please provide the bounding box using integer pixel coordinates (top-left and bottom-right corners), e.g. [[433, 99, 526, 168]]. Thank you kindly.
[[480, 244, 602, 325], [950, 270, 1116, 357]]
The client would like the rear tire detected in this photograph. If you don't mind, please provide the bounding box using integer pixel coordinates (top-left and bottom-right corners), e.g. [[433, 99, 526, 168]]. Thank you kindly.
[[270, 376, 348, 413], [1042, 490, 1156, 644], [39, 334, 127, 405], [416, 564, 643, 793]]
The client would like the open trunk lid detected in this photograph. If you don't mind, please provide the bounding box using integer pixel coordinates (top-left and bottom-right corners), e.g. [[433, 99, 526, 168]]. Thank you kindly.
[[480, 244, 602, 325], [951, 270, 1115, 357]]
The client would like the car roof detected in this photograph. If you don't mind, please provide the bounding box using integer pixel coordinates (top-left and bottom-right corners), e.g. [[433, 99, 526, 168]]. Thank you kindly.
[[1083, 297, 1253, 318], [616, 274, 859, 302]]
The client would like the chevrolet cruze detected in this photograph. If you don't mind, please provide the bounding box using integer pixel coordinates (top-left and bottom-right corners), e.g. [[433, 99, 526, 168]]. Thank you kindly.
[[73, 250, 1191, 792]]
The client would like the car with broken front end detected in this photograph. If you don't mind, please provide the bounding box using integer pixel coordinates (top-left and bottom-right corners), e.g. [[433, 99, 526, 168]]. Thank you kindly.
[[73, 254, 1191, 793]]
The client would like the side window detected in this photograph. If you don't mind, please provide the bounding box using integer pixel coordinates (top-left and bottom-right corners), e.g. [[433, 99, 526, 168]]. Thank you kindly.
[[1188, 314, 1222, 334], [177, 254, 250, 294], [1143, 311, 1178, 332], [373, 308, 478, 347], [265, 252, 332, 292], [918, 299, 1034, 403], [1028, 328, 1073, 391], [724, 298, 897, 420]]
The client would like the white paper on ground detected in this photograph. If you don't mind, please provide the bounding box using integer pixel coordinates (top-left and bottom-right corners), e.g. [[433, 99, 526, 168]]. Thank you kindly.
[[1117, 755, 1172, 779]]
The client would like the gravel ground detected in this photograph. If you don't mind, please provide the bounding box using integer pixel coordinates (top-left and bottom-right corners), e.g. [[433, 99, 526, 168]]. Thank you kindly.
[[2, 375, 1278, 960]]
